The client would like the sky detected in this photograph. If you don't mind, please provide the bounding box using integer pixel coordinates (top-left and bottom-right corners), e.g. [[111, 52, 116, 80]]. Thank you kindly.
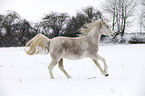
[[0, 0, 104, 22], [0, 0, 143, 33]]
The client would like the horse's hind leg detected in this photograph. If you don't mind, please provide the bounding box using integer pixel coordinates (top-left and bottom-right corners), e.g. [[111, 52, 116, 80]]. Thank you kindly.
[[58, 58, 72, 78], [48, 59, 57, 79]]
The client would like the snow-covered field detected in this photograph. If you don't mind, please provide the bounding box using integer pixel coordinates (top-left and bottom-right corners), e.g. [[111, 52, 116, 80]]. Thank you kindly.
[[0, 44, 145, 96]]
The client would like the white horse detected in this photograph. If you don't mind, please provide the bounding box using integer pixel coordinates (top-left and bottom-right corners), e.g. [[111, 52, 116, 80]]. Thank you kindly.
[[25, 19, 114, 79]]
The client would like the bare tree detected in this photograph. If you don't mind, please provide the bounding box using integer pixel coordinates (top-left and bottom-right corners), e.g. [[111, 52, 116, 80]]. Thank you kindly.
[[13, 19, 36, 46], [82, 6, 102, 21], [64, 6, 102, 37], [0, 11, 20, 46], [41, 12, 69, 38], [139, 0, 145, 32], [143, 0, 145, 29], [103, 0, 137, 37], [0, 11, 20, 35], [34, 22, 50, 36], [0, 11, 36, 46]]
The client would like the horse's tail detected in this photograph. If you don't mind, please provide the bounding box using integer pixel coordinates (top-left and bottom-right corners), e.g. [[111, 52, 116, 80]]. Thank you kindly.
[[25, 33, 50, 55]]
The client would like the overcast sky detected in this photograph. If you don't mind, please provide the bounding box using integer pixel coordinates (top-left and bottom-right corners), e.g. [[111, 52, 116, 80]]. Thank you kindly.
[[0, 0, 104, 22]]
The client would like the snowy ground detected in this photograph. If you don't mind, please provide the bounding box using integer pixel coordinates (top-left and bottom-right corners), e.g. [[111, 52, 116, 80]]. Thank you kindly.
[[0, 44, 145, 96]]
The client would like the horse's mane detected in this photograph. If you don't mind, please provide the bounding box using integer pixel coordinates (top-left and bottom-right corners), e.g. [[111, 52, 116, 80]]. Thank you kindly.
[[79, 19, 102, 36]]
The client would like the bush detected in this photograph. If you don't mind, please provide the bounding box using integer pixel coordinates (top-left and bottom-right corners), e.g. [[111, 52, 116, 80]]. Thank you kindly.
[[128, 37, 145, 44]]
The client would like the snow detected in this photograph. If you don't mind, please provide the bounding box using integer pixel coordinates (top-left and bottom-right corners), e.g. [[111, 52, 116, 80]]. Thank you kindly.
[[0, 44, 145, 96]]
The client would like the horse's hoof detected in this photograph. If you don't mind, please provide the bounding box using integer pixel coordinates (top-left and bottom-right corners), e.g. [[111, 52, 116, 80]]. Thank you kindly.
[[105, 74, 109, 77]]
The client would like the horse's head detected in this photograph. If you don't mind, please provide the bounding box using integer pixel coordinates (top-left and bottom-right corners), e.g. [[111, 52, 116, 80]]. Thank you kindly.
[[100, 19, 115, 38]]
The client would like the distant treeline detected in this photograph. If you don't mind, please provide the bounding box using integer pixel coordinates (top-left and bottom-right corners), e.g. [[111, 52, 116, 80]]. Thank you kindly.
[[1, 2, 145, 47], [0, 6, 104, 47]]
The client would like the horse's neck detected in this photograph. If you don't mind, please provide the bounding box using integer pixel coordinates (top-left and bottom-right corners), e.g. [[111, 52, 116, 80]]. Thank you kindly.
[[86, 26, 101, 44]]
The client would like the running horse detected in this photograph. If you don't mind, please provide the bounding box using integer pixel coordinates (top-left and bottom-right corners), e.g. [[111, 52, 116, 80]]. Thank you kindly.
[[25, 19, 114, 79]]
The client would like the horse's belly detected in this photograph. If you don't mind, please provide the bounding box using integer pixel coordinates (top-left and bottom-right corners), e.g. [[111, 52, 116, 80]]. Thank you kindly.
[[64, 56, 86, 60], [63, 53, 87, 60]]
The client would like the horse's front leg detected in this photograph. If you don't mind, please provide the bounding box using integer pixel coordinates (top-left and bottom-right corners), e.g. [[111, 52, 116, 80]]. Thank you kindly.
[[92, 54, 109, 76], [92, 59, 104, 75], [97, 54, 108, 76]]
